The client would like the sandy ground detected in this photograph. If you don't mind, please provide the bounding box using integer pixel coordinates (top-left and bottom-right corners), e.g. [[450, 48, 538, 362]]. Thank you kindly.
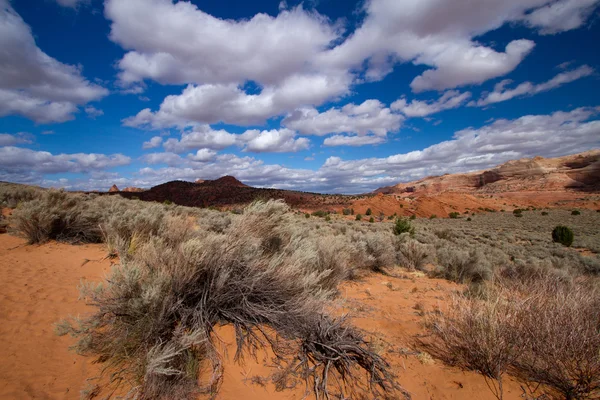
[[0, 231, 526, 400]]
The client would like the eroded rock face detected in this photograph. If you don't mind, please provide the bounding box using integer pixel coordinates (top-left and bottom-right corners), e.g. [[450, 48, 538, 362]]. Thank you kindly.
[[375, 150, 600, 195], [108, 184, 120, 193], [122, 187, 144, 193]]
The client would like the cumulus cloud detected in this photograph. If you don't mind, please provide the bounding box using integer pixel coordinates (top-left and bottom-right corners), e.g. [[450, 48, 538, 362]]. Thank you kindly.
[[0, 146, 130, 176], [0, 1, 108, 123], [105, 0, 342, 87], [316, 107, 600, 191], [475, 65, 595, 106], [323, 135, 386, 147], [392, 90, 472, 117], [283, 100, 403, 137], [123, 72, 351, 127], [13, 107, 599, 193], [162, 125, 309, 154], [133, 107, 600, 193], [519, 0, 600, 34], [163, 126, 238, 152], [114, 0, 599, 129], [84, 106, 104, 119], [142, 136, 163, 149], [134, 153, 317, 190], [0, 132, 32, 146], [242, 128, 310, 153], [187, 148, 217, 162], [141, 152, 183, 166], [321, 0, 598, 92]]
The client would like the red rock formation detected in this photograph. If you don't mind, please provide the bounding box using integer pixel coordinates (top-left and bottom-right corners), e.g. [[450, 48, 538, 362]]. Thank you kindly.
[[108, 184, 120, 193], [122, 187, 144, 193], [375, 150, 600, 195]]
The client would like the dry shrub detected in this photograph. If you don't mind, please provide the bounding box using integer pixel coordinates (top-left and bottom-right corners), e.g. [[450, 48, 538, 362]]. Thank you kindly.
[[434, 246, 493, 283], [362, 232, 396, 273], [509, 279, 600, 400], [0, 182, 40, 208], [397, 238, 431, 271], [422, 277, 600, 400], [0, 213, 7, 233], [10, 190, 104, 244], [58, 200, 405, 399], [421, 288, 519, 399]]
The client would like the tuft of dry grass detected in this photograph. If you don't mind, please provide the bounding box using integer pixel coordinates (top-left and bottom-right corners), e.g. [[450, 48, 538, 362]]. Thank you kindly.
[[421, 277, 600, 400]]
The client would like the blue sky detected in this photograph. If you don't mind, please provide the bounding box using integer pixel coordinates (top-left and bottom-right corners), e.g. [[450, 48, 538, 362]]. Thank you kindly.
[[0, 0, 599, 193]]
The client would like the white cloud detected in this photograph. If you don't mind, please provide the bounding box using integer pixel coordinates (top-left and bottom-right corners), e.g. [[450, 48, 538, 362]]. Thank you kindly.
[[141, 152, 183, 166], [321, 0, 598, 92], [123, 72, 351, 127], [114, 0, 599, 129], [409, 40, 536, 92], [315, 107, 600, 191], [163, 126, 238, 152], [16, 107, 598, 193], [283, 99, 403, 136], [519, 0, 600, 34], [84, 106, 104, 119], [142, 136, 163, 149], [392, 90, 472, 117], [475, 65, 595, 106], [132, 107, 600, 193], [187, 148, 217, 162], [323, 135, 386, 147], [0, 132, 32, 146], [0, 146, 130, 175], [162, 125, 309, 154], [105, 0, 342, 87], [0, 1, 108, 123], [242, 128, 310, 153]]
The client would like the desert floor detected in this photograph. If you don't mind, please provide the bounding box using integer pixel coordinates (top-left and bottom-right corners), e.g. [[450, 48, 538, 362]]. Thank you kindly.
[[0, 231, 527, 400]]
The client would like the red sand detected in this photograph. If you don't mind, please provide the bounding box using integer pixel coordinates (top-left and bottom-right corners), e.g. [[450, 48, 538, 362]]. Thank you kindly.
[[0, 233, 527, 399]]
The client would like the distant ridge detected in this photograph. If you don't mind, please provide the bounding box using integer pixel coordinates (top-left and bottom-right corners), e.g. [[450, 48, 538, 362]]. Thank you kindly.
[[374, 150, 600, 195], [114, 175, 350, 209], [198, 175, 248, 187]]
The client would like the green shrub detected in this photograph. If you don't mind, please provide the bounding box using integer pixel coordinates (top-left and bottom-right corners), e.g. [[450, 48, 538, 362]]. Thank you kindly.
[[410, 214, 416, 220], [552, 226, 574, 247], [369, 217, 375, 223], [312, 210, 328, 218], [467, 217, 472, 221], [325, 215, 331, 222], [366, 208, 372, 216], [356, 214, 362, 221], [342, 208, 352, 216], [571, 210, 581, 216], [429, 214, 437, 219], [305, 213, 310, 218], [163, 200, 173, 205], [449, 212, 460, 219], [393, 218, 414, 236], [513, 209, 523, 215], [541, 211, 549, 216]]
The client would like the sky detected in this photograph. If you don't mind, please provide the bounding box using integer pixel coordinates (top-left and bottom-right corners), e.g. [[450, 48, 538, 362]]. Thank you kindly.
[[0, 0, 599, 194]]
